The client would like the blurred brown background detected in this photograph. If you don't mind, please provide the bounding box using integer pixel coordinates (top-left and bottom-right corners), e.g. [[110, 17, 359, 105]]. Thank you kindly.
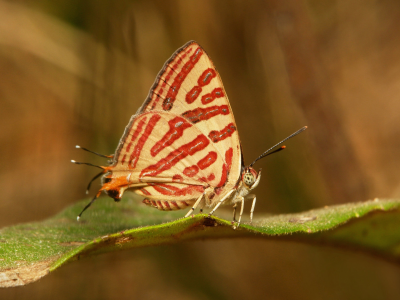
[[1, 0, 400, 299]]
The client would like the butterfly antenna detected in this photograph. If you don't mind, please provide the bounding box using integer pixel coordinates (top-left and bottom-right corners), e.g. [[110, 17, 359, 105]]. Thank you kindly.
[[77, 191, 102, 221], [85, 170, 105, 194], [249, 126, 307, 167], [71, 160, 105, 170], [75, 145, 113, 159]]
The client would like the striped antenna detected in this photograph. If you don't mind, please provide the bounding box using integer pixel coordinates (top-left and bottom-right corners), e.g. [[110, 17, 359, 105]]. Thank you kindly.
[[249, 126, 307, 167], [71, 160, 105, 170], [77, 191, 102, 220], [73, 146, 109, 194], [75, 145, 113, 159], [85, 170, 105, 194]]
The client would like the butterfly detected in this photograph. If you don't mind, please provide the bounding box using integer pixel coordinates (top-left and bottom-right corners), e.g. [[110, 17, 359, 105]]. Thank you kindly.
[[73, 41, 306, 227]]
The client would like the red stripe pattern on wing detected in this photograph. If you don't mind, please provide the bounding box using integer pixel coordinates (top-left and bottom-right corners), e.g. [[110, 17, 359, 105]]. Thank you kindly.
[[121, 117, 147, 165], [197, 151, 218, 169], [162, 47, 203, 111], [208, 123, 236, 143], [140, 134, 210, 178], [181, 105, 230, 124], [201, 88, 224, 105], [150, 117, 192, 157], [152, 184, 204, 196], [142, 198, 195, 211], [129, 114, 161, 168], [181, 151, 217, 178], [185, 68, 217, 104]]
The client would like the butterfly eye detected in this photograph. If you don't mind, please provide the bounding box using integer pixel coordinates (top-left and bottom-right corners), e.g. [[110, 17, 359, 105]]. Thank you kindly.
[[243, 171, 255, 187]]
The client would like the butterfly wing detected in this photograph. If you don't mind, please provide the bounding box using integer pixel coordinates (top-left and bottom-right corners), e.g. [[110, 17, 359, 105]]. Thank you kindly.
[[103, 41, 242, 209]]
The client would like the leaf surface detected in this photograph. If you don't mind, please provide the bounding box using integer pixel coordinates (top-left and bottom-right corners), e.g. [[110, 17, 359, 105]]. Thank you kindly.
[[1, 197, 399, 287]]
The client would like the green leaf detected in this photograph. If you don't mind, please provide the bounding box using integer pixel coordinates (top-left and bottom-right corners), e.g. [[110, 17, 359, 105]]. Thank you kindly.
[[1, 196, 400, 287]]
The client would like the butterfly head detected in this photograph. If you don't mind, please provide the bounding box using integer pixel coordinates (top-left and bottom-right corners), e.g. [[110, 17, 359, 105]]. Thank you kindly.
[[242, 167, 261, 189]]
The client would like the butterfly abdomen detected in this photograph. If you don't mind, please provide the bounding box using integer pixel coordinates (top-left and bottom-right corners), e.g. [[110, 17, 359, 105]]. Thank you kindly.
[[142, 199, 195, 211]]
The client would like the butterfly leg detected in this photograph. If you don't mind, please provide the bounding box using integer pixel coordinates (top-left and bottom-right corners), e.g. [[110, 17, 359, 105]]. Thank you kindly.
[[209, 189, 235, 216], [232, 203, 237, 221], [233, 197, 245, 229], [184, 193, 204, 218], [248, 194, 256, 224], [199, 199, 206, 214]]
